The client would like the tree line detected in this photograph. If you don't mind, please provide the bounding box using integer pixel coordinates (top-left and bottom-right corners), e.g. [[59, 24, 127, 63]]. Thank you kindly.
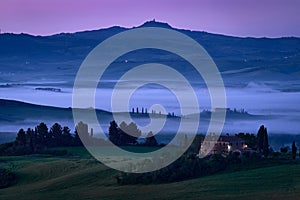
[[0, 120, 159, 156], [0, 122, 85, 156]]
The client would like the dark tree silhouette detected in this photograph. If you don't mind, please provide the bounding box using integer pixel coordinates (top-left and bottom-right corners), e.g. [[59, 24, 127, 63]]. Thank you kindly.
[[145, 131, 158, 146], [119, 121, 129, 145], [16, 129, 26, 146], [109, 120, 120, 145], [75, 121, 89, 145], [73, 129, 82, 146], [0, 122, 88, 156], [25, 128, 36, 152], [75, 121, 88, 137], [292, 141, 297, 159], [257, 125, 268, 157], [109, 121, 142, 145], [280, 146, 288, 153], [62, 126, 72, 146], [257, 125, 264, 153], [49, 123, 63, 146], [90, 128, 94, 137], [263, 127, 269, 157], [35, 122, 48, 146], [119, 121, 141, 145]]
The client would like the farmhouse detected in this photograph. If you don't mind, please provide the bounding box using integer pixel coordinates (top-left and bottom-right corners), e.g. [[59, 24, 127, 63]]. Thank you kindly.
[[200, 133, 247, 156]]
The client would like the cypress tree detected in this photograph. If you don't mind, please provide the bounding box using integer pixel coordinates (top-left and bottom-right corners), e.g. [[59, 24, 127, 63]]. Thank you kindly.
[[145, 131, 158, 146], [35, 122, 48, 146], [62, 126, 72, 146], [109, 121, 120, 145], [263, 127, 269, 157], [257, 125, 269, 157], [257, 125, 264, 153], [16, 129, 26, 146], [49, 123, 63, 146], [292, 141, 297, 160]]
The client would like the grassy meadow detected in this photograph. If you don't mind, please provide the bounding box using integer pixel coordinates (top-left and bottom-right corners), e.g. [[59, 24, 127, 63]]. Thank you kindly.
[[1, 147, 300, 200]]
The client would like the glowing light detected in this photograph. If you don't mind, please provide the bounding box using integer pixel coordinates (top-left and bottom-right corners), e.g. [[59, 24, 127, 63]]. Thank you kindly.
[[227, 145, 231, 151]]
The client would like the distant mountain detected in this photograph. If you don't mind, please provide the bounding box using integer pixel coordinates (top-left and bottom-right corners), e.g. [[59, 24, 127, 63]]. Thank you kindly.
[[0, 20, 299, 85]]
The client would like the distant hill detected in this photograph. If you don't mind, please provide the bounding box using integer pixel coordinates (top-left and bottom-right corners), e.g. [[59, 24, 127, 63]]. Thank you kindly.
[[0, 98, 268, 134], [0, 20, 299, 85], [0, 98, 296, 147], [0, 98, 111, 121], [0, 99, 263, 122]]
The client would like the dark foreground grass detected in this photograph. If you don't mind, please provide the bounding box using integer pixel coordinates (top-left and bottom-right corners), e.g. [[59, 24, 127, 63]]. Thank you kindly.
[[0, 147, 300, 200]]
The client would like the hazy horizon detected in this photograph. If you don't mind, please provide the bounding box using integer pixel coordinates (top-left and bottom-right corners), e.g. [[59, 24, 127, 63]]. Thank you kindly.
[[1, 0, 300, 37], [2, 20, 300, 39]]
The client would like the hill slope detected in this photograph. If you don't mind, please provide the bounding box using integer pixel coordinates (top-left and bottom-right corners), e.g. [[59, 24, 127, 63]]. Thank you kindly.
[[0, 153, 299, 200]]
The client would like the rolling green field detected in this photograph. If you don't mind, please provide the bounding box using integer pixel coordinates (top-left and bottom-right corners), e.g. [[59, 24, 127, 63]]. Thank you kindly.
[[1, 147, 300, 200]]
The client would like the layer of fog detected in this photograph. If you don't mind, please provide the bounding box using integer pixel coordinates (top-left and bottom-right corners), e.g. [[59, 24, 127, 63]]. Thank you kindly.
[[1, 79, 300, 134]]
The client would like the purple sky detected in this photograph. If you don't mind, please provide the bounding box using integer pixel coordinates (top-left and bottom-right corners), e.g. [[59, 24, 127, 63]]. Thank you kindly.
[[1, 0, 300, 37]]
